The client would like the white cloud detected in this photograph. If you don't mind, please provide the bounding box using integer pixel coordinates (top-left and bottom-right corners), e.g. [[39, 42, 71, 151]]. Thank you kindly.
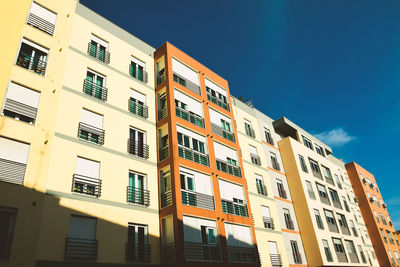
[[314, 128, 356, 147]]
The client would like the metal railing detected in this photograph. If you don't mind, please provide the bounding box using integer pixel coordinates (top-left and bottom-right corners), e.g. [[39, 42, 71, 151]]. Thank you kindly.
[[157, 72, 166, 86], [173, 73, 201, 95], [250, 154, 261, 165], [87, 42, 110, 63], [278, 187, 287, 199], [178, 145, 209, 166], [257, 184, 268, 196], [245, 127, 256, 138], [127, 186, 150, 206], [27, 13, 55, 35], [175, 106, 205, 128], [16, 52, 47, 75], [127, 139, 149, 159], [159, 146, 169, 161], [158, 107, 167, 121], [72, 174, 101, 197], [129, 64, 148, 83], [293, 252, 302, 264], [162, 242, 175, 264], [207, 92, 230, 111], [211, 123, 235, 142], [181, 190, 215, 210], [216, 159, 241, 177], [221, 200, 248, 217], [129, 99, 148, 118], [0, 235, 13, 259], [0, 158, 26, 185], [65, 237, 98, 261], [270, 253, 282, 266], [285, 218, 295, 230], [83, 79, 107, 101], [227, 245, 258, 263], [78, 122, 105, 145], [161, 190, 172, 208], [3, 98, 38, 122], [184, 242, 221, 261], [263, 216, 275, 230], [271, 158, 281, 171], [126, 243, 151, 262]]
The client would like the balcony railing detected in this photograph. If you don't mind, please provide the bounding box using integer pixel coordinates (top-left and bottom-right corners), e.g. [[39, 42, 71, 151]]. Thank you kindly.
[[216, 159, 241, 177], [263, 216, 275, 230], [211, 123, 235, 142], [184, 242, 221, 262], [72, 174, 101, 197], [250, 154, 261, 166], [207, 92, 229, 111], [129, 99, 148, 118], [257, 184, 268, 196], [227, 246, 258, 263], [293, 252, 303, 264], [78, 122, 105, 145], [127, 139, 149, 159], [158, 107, 167, 121], [126, 243, 151, 262], [129, 64, 148, 83], [157, 72, 166, 86], [127, 186, 150, 206], [0, 234, 13, 259], [16, 52, 47, 75], [83, 79, 108, 101], [175, 106, 205, 128], [173, 73, 201, 95], [27, 13, 55, 35], [0, 158, 26, 185], [285, 218, 295, 230], [162, 242, 175, 264], [87, 42, 110, 64], [181, 190, 215, 210], [161, 190, 172, 208], [270, 253, 282, 266], [3, 98, 38, 122], [159, 146, 169, 161], [178, 145, 209, 166], [65, 237, 98, 261], [278, 187, 287, 199], [221, 200, 248, 217]]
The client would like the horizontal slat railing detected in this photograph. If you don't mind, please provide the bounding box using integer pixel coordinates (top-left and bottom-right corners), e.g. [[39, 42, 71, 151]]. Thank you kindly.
[[181, 190, 215, 210], [207, 92, 230, 111], [83, 80, 107, 101], [227, 245, 258, 263], [178, 145, 209, 166], [129, 64, 148, 83], [162, 242, 175, 264], [221, 200, 248, 217], [78, 122, 105, 145], [270, 253, 282, 266], [72, 174, 101, 197], [263, 216, 275, 230], [126, 243, 151, 262], [3, 98, 37, 121], [211, 123, 235, 142], [127, 139, 149, 159], [184, 242, 221, 261], [0, 158, 26, 185], [216, 159, 241, 177], [293, 252, 302, 264], [173, 73, 201, 95], [27, 13, 55, 35], [159, 146, 169, 161], [16, 52, 47, 75], [127, 186, 150, 206], [87, 42, 110, 64], [161, 190, 172, 208], [129, 99, 148, 118], [158, 107, 167, 121], [65, 237, 98, 261], [175, 106, 204, 128]]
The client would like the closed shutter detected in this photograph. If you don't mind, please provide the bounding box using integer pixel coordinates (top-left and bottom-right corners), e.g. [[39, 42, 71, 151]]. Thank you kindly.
[[81, 109, 103, 129], [130, 89, 146, 104], [3, 82, 40, 120], [0, 137, 29, 185], [30, 2, 57, 24], [75, 157, 99, 179], [68, 215, 96, 240]]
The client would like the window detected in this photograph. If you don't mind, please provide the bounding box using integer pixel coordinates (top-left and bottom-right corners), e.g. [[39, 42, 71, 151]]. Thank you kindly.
[[158, 92, 167, 121], [387, 231, 394, 245], [329, 188, 341, 208], [373, 196, 380, 207], [269, 241, 281, 266], [270, 152, 280, 171], [219, 179, 247, 217], [127, 223, 148, 261], [66, 215, 97, 260], [244, 120, 254, 137], [345, 240, 359, 263], [334, 174, 342, 189], [16, 38, 48, 75], [128, 128, 148, 159], [27, 2, 56, 35], [277, 179, 287, 199], [321, 165, 334, 184], [130, 56, 147, 82], [314, 209, 324, 229], [389, 251, 396, 266], [316, 183, 330, 204], [128, 172, 148, 206], [180, 172, 195, 206], [306, 181, 316, 199], [78, 109, 104, 145], [358, 245, 367, 263], [2, 82, 40, 124], [324, 209, 339, 232], [130, 89, 147, 118], [283, 209, 294, 230], [173, 73, 186, 86], [0, 207, 17, 259], [88, 35, 109, 63], [315, 144, 325, 156], [337, 214, 350, 235], [262, 206, 274, 229], [249, 145, 260, 165], [206, 85, 229, 110], [349, 220, 358, 236], [73, 157, 101, 197], [201, 225, 216, 244], [0, 137, 30, 185], [394, 251, 400, 264], [322, 239, 333, 262], [302, 136, 313, 150], [256, 175, 267, 196], [84, 69, 107, 101], [221, 119, 231, 132], [380, 213, 387, 225], [309, 158, 322, 178], [380, 228, 387, 243], [332, 238, 347, 262], [342, 197, 350, 212], [264, 128, 274, 145], [374, 211, 380, 222], [290, 241, 302, 264], [298, 155, 308, 172]]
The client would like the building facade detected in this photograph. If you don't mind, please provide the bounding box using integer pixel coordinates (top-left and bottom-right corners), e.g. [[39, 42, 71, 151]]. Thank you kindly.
[[346, 162, 400, 266]]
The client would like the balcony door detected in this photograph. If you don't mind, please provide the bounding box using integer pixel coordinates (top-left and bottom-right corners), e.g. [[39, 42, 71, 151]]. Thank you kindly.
[[181, 172, 195, 206], [86, 70, 104, 99], [130, 128, 145, 157], [128, 224, 147, 261], [129, 172, 145, 204]]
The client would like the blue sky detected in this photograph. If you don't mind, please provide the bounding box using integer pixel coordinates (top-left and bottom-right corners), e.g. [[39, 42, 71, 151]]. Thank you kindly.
[[81, 0, 400, 228]]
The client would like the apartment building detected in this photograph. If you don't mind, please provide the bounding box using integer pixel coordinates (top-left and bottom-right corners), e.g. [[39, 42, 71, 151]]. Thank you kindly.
[[275, 117, 379, 267], [0, 1, 160, 266], [231, 97, 307, 267], [346, 162, 400, 266]]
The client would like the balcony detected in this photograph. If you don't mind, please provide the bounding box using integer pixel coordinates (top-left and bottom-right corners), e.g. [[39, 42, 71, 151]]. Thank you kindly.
[[78, 122, 105, 145], [0, 158, 27, 185], [126, 243, 151, 262], [158, 107, 167, 121], [162, 242, 175, 264], [178, 145, 209, 166], [16, 52, 47, 75], [293, 252, 303, 264], [263, 216, 275, 230], [278, 187, 287, 199], [87, 42, 110, 64], [65, 237, 98, 261], [0, 234, 13, 259], [216, 159, 241, 177], [129, 99, 148, 118], [127, 186, 150, 206], [173, 73, 201, 95], [83, 79, 107, 101], [175, 106, 205, 128], [129, 64, 148, 83], [181, 190, 215, 210], [221, 200, 248, 217], [72, 174, 101, 197], [159, 146, 169, 161], [257, 184, 268, 196], [127, 139, 149, 159], [161, 190, 172, 208], [285, 218, 295, 230], [207, 92, 229, 111], [27, 13, 55, 35], [184, 242, 221, 262], [211, 123, 235, 142], [250, 154, 261, 166], [270, 254, 282, 266], [227, 246, 258, 263]]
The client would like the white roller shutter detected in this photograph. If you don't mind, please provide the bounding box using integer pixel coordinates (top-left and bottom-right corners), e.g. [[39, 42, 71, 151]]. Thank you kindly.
[[131, 56, 145, 68], [30, 2, 56, 24], [22, 38, 49, 54], [75, 157, 100, 179], [5, 82, 40, 108], [205, 78, 227, 97], [249, 145, 257, 155], [130, 89, 146, 104], [172, 58, 199, 86], [91, 34, 108, 48], [218, 179, 244, 201], [213, 141, 237, 161], [81, 109, 103, 129], [0, 137, 30, 164], [68, 216, 96, 239]]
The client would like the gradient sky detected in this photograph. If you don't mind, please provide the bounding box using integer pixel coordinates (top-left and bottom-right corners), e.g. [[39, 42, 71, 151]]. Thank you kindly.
[[81, 0, 400, 228]]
